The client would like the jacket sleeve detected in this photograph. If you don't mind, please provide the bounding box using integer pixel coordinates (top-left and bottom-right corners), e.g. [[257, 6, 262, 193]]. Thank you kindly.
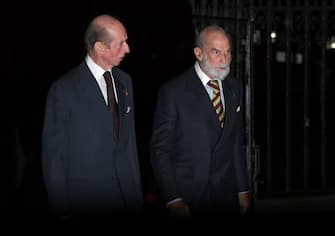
[[41, 82, 70, 216], [150, 84, 180, 204]]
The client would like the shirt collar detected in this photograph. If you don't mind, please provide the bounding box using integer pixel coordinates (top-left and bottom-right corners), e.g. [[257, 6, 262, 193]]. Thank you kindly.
[[85, 55, 111, 80]]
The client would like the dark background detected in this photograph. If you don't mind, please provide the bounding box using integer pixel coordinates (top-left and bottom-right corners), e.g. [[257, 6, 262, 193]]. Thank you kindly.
[[4, 1, 335, 229], [3, 0, 196, 219]]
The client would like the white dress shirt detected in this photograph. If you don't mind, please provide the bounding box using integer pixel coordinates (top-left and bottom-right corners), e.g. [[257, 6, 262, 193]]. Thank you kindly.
[[85, 55, 119, 104]]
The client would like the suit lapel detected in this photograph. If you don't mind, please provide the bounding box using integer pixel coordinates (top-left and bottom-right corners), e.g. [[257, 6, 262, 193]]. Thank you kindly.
[[112, 68, 129, 142], [184, 69, 214, 203], [213, 77, 238, 151], [186, 70, 220, 128], [78, 62, 117, 140]]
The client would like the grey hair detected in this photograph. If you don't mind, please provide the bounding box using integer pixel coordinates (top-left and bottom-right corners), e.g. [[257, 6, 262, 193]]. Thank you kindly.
[[84, 15, 119, 52], [84, 25, 111, 52], [194, 24, 230, 49]]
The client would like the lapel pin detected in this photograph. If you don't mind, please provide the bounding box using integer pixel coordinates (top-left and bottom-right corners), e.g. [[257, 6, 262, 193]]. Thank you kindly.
[[126, 106, 131, 113], [236, 106, 240, 112]]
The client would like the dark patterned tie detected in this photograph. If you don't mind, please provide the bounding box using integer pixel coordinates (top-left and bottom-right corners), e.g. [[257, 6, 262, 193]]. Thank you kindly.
[[207, 80, 224, 128], [103, 71, 119, 137]]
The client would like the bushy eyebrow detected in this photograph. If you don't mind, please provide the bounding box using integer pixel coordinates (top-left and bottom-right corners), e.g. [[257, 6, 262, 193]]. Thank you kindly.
[[210, 47, 231, 54]]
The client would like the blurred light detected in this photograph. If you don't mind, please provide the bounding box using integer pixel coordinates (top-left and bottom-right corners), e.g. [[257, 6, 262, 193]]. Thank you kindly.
[[326, 36, 335, 50], [271, 31, 277, 43], [276, 51, 286, 62], [253, 30, 261, 45], [275, 51, 304, 64], [295, 53, 303, 64]]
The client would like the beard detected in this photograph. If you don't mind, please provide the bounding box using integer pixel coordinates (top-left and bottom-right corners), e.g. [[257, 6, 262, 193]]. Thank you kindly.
[[202, 57, 230, 81]]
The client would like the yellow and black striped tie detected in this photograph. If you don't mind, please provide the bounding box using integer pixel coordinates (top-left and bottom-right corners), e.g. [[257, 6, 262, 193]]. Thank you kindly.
[[207, 80, 224, 128]]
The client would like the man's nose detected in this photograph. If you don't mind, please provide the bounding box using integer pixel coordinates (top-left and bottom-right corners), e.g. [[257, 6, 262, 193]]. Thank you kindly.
[[124, 42, 130, 53]]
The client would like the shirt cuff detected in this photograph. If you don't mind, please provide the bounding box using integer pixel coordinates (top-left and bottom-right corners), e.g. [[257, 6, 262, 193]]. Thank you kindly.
[[166, 197, 183, 207], [239, 191, 249, 195]]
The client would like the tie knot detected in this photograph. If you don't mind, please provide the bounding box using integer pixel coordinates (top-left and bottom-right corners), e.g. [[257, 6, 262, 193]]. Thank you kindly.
[[207, 80, 219, 93], [207, 80, 219, 88]]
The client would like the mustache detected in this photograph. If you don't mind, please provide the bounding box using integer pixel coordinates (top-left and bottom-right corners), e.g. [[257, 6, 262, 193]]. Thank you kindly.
[[216, 64, 230, 69]]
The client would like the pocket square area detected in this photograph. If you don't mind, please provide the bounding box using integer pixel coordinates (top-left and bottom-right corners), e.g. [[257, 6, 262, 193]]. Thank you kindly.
[[126, 106, 131, 113]]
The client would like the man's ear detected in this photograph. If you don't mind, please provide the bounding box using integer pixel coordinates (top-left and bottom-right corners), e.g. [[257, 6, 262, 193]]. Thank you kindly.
[[94, 41, 105, 52], [194, 47, 202, 61]]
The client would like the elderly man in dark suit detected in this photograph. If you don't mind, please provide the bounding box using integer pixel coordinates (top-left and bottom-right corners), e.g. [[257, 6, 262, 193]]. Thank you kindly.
[[150, 25, 249, 218], [42, 15, 143, 221]]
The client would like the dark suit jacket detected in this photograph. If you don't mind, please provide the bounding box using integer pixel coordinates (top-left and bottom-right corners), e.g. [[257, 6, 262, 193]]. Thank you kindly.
[[42, 61, 143, 217], [150, 66, 249, 213]]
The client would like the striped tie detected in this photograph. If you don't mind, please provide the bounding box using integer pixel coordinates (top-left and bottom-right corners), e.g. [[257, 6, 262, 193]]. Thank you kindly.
[[207, 80, 224, 128]]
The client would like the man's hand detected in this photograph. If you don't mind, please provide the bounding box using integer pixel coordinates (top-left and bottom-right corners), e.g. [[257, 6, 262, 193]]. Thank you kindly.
[[167, 199, 190, 217], [238, 192, 250, 215]]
